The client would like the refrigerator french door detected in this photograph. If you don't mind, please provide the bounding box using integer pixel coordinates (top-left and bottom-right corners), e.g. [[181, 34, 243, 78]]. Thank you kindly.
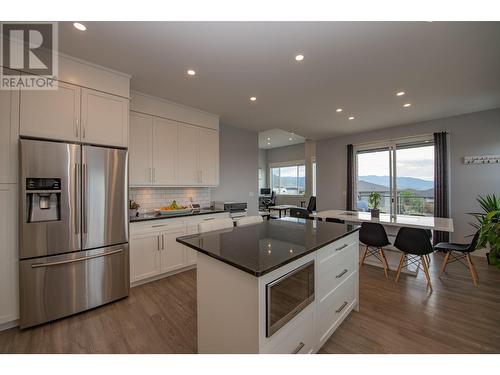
[[19, 139, 129, 329]]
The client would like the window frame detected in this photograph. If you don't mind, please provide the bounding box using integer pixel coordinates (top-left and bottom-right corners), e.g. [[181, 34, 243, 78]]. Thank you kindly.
[[353, 135, 434, 216], [269, 160, 306, 196]]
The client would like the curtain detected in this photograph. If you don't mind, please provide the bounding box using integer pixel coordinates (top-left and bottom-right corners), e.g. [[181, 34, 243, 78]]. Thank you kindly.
[[346, 144, 354, 211], [433, 132, 450, 245]]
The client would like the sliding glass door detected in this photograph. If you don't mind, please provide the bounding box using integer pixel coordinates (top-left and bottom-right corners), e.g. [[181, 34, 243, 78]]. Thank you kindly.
[[355, 137, 434, 216]]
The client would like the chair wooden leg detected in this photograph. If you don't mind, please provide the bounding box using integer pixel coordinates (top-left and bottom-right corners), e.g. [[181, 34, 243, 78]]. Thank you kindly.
[[379, 248, 389, 279], [466, 254, 478, 287], [468, 255, 479, 280], [421, 256, 433, 291], [395, 253, 405, 283], [440, 251, 451, 276], [360, 245, 368, 266]]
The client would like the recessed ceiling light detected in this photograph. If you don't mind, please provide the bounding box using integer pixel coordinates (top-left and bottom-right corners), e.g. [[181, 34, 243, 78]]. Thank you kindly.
[[295, 54, 305, 61], [267, 137, 271, 141], [250, 96, 257, 102], [348, 116, 355, 120], [187, 69, 196, 76], [336, 108, 343, 113], [267, 142, 271, 145], [403, 103, 411, 107], [288, 137, 293, 141], [396, 91, 405, 96], [73, 22, 87, 31]]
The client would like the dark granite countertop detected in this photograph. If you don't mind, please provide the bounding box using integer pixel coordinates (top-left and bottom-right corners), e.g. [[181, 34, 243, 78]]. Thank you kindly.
[[130, 208, 227, 223], [176, 218, 359, 277]]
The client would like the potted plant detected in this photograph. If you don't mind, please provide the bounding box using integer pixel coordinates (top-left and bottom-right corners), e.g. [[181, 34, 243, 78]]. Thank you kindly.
[[368, 192, 381, 219], [469, 194, 500, 267]]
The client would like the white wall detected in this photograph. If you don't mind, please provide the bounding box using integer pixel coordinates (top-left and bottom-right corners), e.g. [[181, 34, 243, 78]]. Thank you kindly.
[[316, 108, 500, 245], [211, 124, 259, 215]]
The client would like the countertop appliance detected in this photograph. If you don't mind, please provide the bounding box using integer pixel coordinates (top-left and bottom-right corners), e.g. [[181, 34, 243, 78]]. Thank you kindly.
[[19, 139, 129, 328], [213, 201, 248, 218], [266, 260, 315, 337]]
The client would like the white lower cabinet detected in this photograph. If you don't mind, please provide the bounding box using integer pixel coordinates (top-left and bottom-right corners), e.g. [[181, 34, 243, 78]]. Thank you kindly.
[[0, 184, 19, 325], [129, 213, 229, 285]]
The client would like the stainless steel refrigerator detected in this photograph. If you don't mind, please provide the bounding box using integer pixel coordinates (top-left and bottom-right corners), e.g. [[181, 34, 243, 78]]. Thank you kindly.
[[19, 139, 129, 328]]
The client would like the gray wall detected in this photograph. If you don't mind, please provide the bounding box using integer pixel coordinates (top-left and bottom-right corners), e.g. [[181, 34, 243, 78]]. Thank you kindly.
[[316, 108, 500, 244], [211, 123, 259, 215], [259, 148, 267, 188]]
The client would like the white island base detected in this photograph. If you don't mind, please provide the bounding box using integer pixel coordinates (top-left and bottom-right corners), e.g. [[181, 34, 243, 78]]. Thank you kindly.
[[196, 231, 359, 354]]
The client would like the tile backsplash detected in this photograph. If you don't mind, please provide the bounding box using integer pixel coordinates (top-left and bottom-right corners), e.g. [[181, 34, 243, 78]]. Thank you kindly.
[[129, 187, 212, 213]]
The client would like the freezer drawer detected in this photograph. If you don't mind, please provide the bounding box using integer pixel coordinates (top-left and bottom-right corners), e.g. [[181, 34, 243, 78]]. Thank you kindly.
[[19, 244, 129, 328]]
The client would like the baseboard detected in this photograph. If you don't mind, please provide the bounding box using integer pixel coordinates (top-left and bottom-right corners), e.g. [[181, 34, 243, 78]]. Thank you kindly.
[[131, 264, 196, 288], [0, 319, 19, 332]]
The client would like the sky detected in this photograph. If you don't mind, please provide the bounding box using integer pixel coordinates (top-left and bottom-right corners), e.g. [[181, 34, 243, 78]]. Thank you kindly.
[[357, 145, 434, 181]]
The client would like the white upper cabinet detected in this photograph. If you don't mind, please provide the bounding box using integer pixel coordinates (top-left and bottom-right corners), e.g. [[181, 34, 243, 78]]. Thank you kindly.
[[81, 88, 129, 148], [20, 81, 81, 142], [198, 127, 219, 186], [0, 86, 19, 184], [152, 117, 178, 185], [129, 112, 153, 186], [178, 124, 200, 185]]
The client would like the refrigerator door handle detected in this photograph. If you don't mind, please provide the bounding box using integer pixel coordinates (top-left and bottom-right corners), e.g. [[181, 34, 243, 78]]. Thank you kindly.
[[31, 248, 123, 268], [82, 163, 88, 234], [75, 163, 80, 236]]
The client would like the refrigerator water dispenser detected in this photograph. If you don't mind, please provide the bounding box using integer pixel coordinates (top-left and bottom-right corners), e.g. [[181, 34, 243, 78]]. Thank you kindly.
[[26, 178, 61, 223]]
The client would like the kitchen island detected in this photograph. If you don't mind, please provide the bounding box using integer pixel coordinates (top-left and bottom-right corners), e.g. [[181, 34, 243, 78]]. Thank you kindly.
[[177, 218, 360, 354]]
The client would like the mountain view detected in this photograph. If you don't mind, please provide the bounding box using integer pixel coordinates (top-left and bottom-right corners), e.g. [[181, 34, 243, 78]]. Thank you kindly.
[[358, 175, 433, 190]]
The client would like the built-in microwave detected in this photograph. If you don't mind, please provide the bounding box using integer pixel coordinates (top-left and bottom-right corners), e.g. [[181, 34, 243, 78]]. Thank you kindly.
[[266, 260, 315, 337]]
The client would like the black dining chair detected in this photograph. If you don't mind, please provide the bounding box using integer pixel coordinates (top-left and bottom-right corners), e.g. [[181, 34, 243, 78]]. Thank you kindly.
[[434, 231, 480, 287], [394, 227, 435, 291], [359, 222, 391, 279], [289, 207, 312, 219], [306, 196, 316, 212]]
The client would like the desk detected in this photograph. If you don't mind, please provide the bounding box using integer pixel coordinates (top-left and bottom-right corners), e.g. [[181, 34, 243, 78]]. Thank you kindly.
[[268, 205, 299, 218]]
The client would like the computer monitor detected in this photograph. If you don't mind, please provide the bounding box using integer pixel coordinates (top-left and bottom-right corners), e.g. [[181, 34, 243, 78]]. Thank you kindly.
[[260, 188, 271, 195]]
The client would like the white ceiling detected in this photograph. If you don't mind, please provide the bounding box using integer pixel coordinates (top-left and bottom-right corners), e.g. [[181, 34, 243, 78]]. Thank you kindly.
[[58, 22, 500, 140], [259, 128, 305, 149]]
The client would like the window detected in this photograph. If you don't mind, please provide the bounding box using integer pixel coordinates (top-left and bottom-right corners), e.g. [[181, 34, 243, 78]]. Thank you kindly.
[[258, 168, 264, 190], [355, 137, 434, 216], [270, 162, 306, 195]]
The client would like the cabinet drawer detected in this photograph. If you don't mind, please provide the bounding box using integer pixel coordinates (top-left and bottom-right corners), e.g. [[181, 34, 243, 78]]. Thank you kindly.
[[316, 271, 357, 347], [317, 242, 358, 300], [131, 219, 185, 235], [317, 232, 358, 263], [264, 306, 314, 354]]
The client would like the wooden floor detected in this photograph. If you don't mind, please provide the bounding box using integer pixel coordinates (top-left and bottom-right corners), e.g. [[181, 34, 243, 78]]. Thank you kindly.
[[1, 252, 499, 354]]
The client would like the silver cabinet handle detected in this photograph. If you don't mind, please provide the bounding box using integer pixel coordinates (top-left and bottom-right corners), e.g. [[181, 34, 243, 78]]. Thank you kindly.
[[75, 118, 79, 138], [292, 342, 305, 354], [161, 234, 165, 250], [157, 235, 161, 251], [335, 301, 348, 314], [152, 224, 167, 228], [203, 217, 215, 221], [149, 168, 152, 183], [335, 243, 348, 252], [153, 167, 156, 183], [31, 249, 123, 268], [336, 269, 348, 279]]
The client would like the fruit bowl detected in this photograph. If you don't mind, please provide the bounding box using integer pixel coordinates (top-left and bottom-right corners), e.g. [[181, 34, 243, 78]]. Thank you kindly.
[[154, 207, 193, 216]]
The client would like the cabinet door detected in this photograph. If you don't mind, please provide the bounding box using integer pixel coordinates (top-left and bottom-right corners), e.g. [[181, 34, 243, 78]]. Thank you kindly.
[[185, 225, 198, 265], [0, 86, 19, 184], [198, 128, 219, 186], [0, 185, 18, 324], [20, 81, 80, 142], [152, 117, 178, 185], [129, 112, 153, 186], [130, 232, 162, 283], [161, 228, 187, 273], [178, 124, 199, 185], [81, 88, 129, 147]]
